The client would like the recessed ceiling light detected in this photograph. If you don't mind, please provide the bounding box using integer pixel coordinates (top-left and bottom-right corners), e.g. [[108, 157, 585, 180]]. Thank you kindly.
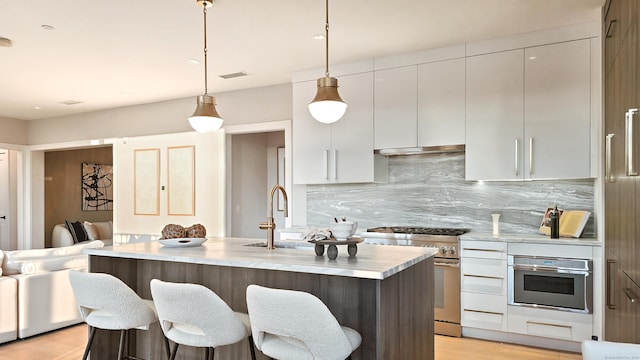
[[41, 25, 55, 31], [313, 34, 325, 40], [528, 56, 537, 60], [187, 59, 200, 65], [120, 90, 131, 95], [34, 106, 41, 110]]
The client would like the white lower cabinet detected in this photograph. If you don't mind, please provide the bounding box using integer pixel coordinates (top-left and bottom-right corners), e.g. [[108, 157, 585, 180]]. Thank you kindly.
[[460, 241, 508, 332], [508, 306, 593, 342], [461, 293, 508, 331]]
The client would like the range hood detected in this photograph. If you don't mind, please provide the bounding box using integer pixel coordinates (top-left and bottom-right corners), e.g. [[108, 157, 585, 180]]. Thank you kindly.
[[374, 144, 465, 156]]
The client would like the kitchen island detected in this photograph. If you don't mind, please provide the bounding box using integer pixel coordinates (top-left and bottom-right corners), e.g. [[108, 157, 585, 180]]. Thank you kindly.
[[85, 238, 437, 360]]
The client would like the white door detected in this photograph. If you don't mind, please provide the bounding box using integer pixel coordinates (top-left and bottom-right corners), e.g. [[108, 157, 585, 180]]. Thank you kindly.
[[0, 150, 9, 250]]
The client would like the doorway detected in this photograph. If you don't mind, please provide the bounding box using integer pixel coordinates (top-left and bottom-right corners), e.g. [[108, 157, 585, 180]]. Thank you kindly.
[[224, 120, 294, 238], [0, 149, 19, 250]]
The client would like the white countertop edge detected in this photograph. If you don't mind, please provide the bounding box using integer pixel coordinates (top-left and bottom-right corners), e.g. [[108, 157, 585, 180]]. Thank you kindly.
[[461, 232, 601, 246], [85, 238, 437, 280]]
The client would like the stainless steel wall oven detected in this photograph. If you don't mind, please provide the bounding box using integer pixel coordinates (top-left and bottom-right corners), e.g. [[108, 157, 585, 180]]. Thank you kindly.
[[508, 255, 592, 313]]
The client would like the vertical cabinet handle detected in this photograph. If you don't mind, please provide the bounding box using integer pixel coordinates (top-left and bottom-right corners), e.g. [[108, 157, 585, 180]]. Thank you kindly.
[[625, 108, 638, 176], [323, 150, 329, 180], [606, 134, 615, 183], [529, 137, 533, 176], [606, 20, 617, 38], [607, 259, 617, 310], [333, 150, 338, 180], [514, 139, 520, 176]]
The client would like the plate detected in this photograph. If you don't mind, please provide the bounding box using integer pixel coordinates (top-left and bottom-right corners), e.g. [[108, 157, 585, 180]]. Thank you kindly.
[[159, 238, 207, 247], [308, 236, 364, 246]]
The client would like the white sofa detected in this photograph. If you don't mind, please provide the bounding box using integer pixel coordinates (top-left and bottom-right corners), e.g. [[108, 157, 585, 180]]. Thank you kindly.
[[0, 240, 104, 342], [52, 221, 113, 247]]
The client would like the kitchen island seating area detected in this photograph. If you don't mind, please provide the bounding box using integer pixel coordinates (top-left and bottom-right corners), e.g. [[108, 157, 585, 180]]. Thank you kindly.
[[150, 279, 257, 360], [246, 284, 361, 360], [68, 271, 161, 360]]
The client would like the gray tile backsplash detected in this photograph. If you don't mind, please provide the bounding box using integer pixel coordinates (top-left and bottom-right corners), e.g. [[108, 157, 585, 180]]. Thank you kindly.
[[306, 152, 595, 236]]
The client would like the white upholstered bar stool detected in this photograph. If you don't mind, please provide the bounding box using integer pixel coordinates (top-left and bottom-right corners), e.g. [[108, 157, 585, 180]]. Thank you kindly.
[[69, 271, 162, 360], [150, 279, 257, 360], [245, 284, 362, 360], [582, 340, 640, 359]]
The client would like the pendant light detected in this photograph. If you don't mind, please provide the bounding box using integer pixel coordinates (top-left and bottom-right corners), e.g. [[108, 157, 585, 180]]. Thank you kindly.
[[188, 0, 223, 133], [308, 0, 347, 124]]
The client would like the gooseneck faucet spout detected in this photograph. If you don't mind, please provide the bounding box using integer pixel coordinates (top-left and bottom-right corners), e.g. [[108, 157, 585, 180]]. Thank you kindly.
[[258, 184, 288, 250]]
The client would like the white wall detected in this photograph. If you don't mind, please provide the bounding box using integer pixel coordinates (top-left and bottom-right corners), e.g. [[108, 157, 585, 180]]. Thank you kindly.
[[0, 117, 27, 145], [27, 83, 293, 145], [114, 131, 225, 237]]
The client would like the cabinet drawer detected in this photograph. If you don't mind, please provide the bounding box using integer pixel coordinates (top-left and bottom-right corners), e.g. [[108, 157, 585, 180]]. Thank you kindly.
[[461, 292, 507, 331], [460, 241, 507, 259], [461, 258, 507, 295], [507, 305, 593, 341]]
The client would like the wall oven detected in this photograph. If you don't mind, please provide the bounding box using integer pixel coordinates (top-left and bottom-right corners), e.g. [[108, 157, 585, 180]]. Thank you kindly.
[[508, 255, 592, 313]]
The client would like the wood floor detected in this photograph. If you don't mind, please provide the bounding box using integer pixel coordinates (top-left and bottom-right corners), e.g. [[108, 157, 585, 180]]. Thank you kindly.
[[0, 324, 581, 360]]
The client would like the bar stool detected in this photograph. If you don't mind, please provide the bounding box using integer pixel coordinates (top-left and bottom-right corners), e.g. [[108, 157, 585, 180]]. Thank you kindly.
[[246, 284, 361, 360], [69, 271, 164, 360], [150, 279, 257, 360]]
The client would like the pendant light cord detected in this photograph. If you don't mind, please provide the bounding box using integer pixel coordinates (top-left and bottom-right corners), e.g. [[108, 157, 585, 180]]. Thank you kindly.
[[324, 0, 329, 77], [203, 5, 209, 95]]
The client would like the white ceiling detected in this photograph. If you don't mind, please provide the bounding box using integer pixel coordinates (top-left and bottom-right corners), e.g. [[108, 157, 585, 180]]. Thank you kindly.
[[0, 0, 605, 121]]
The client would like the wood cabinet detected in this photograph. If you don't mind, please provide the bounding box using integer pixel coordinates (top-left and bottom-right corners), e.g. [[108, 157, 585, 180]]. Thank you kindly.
[[293, 72, 386, 184], [374, 58, 465, 149], [604, 0, 640, 344], [465, 39, 592, 180]]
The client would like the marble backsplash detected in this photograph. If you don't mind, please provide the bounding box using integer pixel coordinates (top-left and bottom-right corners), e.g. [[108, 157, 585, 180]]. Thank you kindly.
[[306, 152, 595, 237]]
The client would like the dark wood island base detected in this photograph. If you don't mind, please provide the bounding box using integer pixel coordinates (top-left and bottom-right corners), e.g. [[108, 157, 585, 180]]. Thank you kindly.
[[88, 255, 434, 360]]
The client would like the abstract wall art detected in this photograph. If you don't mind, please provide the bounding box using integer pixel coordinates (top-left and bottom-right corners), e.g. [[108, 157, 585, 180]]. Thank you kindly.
[[82, 162, 114, 211]]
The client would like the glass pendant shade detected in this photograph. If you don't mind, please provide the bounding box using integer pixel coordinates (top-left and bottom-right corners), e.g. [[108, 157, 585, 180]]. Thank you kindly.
[[308, 76, 348, 124], [188, 95, 223, 133]]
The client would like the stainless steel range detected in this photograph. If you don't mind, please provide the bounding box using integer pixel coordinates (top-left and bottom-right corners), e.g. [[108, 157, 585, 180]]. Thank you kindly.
[[362, 226, 469, 337]]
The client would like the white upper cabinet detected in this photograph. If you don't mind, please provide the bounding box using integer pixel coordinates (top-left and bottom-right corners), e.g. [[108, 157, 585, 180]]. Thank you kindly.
[[417, 58, 466, 147], [293, 72, 383, 184], [374, 66, 418, 149], [465, 39, 593, 180], [524, 39, 591, 179], [466, 49, 525, 181], [374, 57, 466, 150]]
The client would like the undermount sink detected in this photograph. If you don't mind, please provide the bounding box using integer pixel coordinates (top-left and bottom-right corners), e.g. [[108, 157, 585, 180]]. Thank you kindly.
[[244, 241, 312, 249]]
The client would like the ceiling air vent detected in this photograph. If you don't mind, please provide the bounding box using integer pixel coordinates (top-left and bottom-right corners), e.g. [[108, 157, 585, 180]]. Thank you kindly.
[[59, 99, 84, 106], [0, 37, 13, 48], [219, 71, 248, 79]]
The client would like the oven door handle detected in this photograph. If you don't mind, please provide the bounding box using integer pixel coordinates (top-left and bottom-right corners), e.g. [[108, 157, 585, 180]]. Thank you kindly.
[[435, 261, 460, 268], [511, 264, 590, 275]]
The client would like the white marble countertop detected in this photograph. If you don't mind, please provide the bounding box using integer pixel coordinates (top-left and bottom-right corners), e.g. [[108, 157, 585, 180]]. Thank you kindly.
[[85, 237, 437, 280], [461, 232, 601, 246]]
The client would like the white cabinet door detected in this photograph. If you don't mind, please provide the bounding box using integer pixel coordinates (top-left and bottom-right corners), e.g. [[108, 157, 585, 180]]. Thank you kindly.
[[332, 72, 375, 183], [292, 80, 333, 184], [418, 58, 466, 147], [465, 49, 525, 181], [374, 66, 417, 149], [524, 39, 591, 179], [292, 73, 376, 184]]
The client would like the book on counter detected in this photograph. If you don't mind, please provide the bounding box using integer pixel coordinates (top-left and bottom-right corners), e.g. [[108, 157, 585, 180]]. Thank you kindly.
[[538, 206, 591, 238]]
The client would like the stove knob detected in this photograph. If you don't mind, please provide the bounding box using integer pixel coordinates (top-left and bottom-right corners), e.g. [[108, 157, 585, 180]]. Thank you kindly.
[[440, 246, 447, 255], [448, 246, 457, 256]]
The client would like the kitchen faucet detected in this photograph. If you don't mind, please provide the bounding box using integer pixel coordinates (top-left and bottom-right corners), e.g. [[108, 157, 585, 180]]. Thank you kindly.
[[258, 184, 288, 250]]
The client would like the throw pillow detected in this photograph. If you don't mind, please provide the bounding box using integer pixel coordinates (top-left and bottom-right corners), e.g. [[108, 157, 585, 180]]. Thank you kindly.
[[83, 221, 100, 240], [65, 220, 88, 244]]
